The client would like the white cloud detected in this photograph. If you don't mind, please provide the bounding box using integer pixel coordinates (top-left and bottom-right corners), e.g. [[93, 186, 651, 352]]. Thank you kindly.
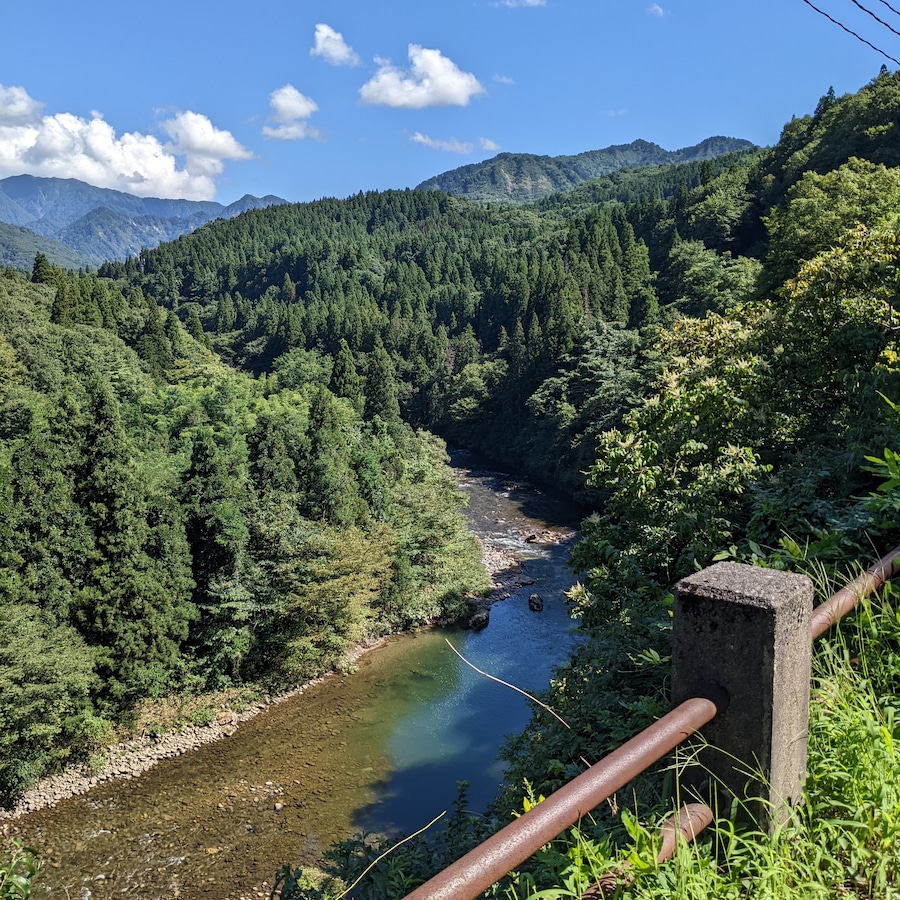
[[162, 110, 254, 176], [0, 84, 43, 126], [647, 3, 665, 16], [494, 74, 515, 85], [310, 23, 360, 66], [411, 132, 474, 154], [262, 84, 321, 141], [263, 121, 319, 141], [0, 85, 252, 199], [269, 84, 318, 121], [499, 0, 546, 6], [360, 45, 485, 109], [480, 137, 501, 151]]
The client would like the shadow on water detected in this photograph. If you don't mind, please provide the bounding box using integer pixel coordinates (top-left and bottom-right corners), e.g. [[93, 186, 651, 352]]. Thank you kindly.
[[349, 545, 582, 839]]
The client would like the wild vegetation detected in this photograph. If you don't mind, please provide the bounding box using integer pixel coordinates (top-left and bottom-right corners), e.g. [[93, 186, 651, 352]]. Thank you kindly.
[[2, 65, 900, 898]]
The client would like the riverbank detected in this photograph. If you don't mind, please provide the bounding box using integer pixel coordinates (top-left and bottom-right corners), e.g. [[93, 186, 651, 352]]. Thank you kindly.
[[0, 642, 385, 826], [0, 529, 573, 827]]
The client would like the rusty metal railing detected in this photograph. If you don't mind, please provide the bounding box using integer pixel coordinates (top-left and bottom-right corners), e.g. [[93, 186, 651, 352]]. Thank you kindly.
[[402, 698, 721, 900], [401, 546, 900, 900], [810, 546, 900, 639]]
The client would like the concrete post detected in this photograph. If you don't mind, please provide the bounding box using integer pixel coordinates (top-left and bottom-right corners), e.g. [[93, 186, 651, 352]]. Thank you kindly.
[[671, 562, 814, 830]]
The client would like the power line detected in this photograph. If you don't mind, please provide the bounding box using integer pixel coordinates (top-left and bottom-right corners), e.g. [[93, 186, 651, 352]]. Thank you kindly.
[[848, 0, 900, 38], [800, 0, 900, 65], [873, 0, 900, 19]]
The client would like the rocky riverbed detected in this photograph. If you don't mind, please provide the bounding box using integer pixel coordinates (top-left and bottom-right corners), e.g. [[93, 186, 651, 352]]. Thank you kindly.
[[0, 668, 365, 826]]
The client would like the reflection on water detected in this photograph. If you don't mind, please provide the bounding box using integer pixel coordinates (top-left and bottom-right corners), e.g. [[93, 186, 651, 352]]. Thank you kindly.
[[11, 450, 583, 899]]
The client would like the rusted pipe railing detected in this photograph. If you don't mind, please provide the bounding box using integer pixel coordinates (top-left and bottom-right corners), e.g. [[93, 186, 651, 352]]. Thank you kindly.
[[811, 545, 900, 640], [402, 697, 721, 900], [581, 803, 714, 899], [584, 546, 900, 898]]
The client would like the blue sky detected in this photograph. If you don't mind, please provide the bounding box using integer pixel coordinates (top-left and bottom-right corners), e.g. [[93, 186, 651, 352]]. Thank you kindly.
[[1, 0, 896, 204]]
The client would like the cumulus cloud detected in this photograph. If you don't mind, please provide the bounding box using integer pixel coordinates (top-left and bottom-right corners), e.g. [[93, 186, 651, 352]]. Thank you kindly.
[[162, 110, 254, 176], [480, 137, 501, 151], [0, 84, 44, 126], [310, 23, 360, 66], [262, 84, 321, 141], [360, 45, 485, 108], [0, 85, 252, 199], [411, 132, 474, 154], [647, 3, 665, 15]]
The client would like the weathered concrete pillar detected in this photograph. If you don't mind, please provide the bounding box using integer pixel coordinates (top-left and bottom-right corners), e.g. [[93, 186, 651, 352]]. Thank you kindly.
[[672, 562, 813, 830]]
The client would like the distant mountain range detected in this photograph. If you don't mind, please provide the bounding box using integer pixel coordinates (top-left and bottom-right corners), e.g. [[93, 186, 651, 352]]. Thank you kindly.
[[0, 175, 287, 268], [415, 137, 757, 204], [0, 136, 756, 269]]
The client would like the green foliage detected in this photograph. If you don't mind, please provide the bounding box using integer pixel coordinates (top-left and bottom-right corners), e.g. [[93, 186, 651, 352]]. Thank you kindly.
[[0, 604, 103, 802], [0, 840, 39, 899], [763, 157, 900, 289]]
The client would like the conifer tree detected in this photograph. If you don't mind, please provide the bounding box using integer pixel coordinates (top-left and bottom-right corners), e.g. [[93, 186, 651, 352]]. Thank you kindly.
[[31, 252, 53, 285], [74, 378, 194, 705], [329, 338, 363, 412], [363, 339, 401, 425]]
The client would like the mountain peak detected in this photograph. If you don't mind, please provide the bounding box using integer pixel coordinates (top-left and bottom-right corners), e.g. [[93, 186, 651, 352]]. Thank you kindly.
[[415, 137, 757, 204]]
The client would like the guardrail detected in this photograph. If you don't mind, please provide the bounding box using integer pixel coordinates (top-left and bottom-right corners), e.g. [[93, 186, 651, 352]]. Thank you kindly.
[[402, 546, 900, 900]]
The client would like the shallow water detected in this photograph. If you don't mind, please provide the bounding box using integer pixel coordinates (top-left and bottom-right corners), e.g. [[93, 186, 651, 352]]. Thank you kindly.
[[12, 450, 583, 899]]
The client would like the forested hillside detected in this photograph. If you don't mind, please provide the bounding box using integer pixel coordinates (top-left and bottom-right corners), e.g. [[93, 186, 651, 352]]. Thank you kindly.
[[100, 71, 900, 504], [0, 263, 487, 801], [414, 137, 756, 204]]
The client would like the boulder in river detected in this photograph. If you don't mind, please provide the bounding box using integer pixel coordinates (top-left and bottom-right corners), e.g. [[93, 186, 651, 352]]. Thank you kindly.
[[528, 593, 544, 612]]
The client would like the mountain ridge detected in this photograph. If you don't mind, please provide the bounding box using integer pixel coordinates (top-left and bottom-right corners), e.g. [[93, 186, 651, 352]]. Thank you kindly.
[[415, 136, 757, 204], [0, 175, 288, 267], [0, 136, 754, 268]]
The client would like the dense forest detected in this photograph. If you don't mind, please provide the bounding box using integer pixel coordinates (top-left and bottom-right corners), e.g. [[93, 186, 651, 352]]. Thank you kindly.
[[3, 64, 900, 896]]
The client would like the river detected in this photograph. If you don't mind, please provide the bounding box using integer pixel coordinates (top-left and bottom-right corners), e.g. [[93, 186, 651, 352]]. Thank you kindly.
[[8, 450, 583, 899]]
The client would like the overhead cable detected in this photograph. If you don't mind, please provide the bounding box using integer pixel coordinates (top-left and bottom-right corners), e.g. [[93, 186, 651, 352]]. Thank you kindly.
[[873, 0, 900, 19], [800, 0, 900, 65], [848, 0, 900, 38]]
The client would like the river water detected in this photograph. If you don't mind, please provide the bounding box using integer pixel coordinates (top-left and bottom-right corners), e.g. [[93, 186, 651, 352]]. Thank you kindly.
[[11, 451, 583, 899]]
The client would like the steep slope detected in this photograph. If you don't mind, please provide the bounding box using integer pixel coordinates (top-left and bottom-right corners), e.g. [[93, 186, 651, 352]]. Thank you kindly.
[[55, 207, 213, 266], [0, 221, 94, 270]]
